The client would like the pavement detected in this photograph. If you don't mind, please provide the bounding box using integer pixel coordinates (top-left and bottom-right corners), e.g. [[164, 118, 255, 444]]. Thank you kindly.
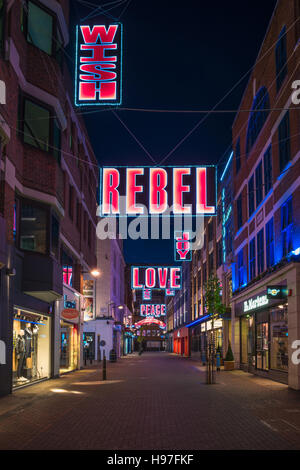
[[0, 351, 300, 450]]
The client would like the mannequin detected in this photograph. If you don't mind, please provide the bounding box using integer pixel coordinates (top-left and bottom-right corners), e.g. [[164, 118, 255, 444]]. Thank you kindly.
[[16, 330, 27, 381]]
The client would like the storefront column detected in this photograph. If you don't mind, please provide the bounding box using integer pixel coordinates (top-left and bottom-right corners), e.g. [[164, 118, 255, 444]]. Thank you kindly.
[[287, 266, 300, 390]]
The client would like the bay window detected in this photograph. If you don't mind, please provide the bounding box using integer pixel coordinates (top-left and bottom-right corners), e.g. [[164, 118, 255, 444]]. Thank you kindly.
[[20, 96, 61, 162]]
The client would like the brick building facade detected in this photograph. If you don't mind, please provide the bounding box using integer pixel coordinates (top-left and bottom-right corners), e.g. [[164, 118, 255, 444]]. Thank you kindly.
[[231, 0, 300, 388], [0, 0, 98, 396]]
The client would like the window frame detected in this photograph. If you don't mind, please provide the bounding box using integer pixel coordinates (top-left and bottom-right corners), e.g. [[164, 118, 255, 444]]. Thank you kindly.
[[266, 218, 274, 268], [281, 197, 293, 257], [18, 197, 50, 255], [22, 0, 63, 63], [19, 93, 61, 162], [263, 145, 272, 195], [249, 238, 256, 281], [255, 161, 263, 207], [278, 111, 291, 173], [248, 174, 255, 218], [257, 228, 264, 275], [275, 26, 287, 92]]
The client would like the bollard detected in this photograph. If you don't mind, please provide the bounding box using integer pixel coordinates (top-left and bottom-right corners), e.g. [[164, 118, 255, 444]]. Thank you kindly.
[[102, 352, 107, 381]]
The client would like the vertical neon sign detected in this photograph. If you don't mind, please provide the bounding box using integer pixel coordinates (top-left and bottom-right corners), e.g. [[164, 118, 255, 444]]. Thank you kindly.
[[75, 24, 122, 106]]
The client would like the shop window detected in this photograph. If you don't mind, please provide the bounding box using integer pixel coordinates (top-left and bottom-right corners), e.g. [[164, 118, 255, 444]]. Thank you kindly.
[[235, 138, 241, 173], [20, 97, 61, 161], [264, 145, 272, 194], [266, 218, 274, 268], [248, 174, 255, 217], [13, 310, 51, 387], [281, 196, 293, 257], [257, 228, 264, 274], [270, 307, 288, 371], [20, 201, 47, 254], [246, 87, 270, 155], [249, 238, 256, 281], [237, 194, 243, 230], [278, 111, 291, 172], [62, 250, 73, 286], [60, 323, 78, 373], [256, 320, 269, 371], [275, 26, 287, 92], [255, 161, 263, 206], [0, 0, 4, 55], [51, 214, 59, 259]]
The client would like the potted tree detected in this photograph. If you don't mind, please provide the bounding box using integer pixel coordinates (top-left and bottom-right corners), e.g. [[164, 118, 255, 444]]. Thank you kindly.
[[224, 341, 235, 371]]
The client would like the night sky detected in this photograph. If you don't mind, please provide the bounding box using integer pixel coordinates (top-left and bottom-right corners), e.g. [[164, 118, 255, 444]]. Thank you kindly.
[[69, 0, 277, 263]]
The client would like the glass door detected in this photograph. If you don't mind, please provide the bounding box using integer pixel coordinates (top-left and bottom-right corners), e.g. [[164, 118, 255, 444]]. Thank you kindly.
[[256, 322, 269, 370]]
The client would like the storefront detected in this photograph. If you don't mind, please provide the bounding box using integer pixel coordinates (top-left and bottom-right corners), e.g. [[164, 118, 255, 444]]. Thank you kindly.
[[123, 330, 134, 355], [12, 307, 52, 388], [234, 287, 289, 384], [60, 307, 80, 374], [83, 332, 95, 361], [173, 327, 189, 356]]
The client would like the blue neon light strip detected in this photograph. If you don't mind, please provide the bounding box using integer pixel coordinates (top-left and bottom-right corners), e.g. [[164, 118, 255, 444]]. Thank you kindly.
[[14, 318, 46, 326], [220, 151, 233, 182], [186, 314, 211, 328]]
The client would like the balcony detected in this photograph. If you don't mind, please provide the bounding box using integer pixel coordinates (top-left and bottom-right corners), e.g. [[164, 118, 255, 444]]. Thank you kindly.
[[22, 251, 63, 302]]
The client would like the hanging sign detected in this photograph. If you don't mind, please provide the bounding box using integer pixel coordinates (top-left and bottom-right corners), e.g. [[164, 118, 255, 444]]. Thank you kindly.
[[140, 304, 166, 317], [75, 23, 122, 106], [61, 308, 80, 321], [132, 266, 182, 290], [135, 318, 166, 328], [174, 231, 192, 261], [267, 286, 289, 299], [100, 166, 216, 216]]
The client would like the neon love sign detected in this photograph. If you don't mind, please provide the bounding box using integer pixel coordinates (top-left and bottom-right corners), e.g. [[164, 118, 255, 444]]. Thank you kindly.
[[75, 24, 122, 106], [131, 266, 182, 290]]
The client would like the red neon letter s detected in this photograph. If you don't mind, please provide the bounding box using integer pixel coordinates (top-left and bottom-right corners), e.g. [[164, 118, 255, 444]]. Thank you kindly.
[[196, 168, 215, 214], [102, 168, 120, 214], [173, 168, 191, 214], [126, 168, 144, 214], [149, 168, 168, 214]]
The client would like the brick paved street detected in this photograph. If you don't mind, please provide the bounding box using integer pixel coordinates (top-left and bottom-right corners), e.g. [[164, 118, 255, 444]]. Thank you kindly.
[[0, 352, 300, 450]]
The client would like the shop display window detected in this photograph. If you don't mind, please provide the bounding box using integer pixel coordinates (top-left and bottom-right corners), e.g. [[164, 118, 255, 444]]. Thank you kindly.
[[60, 323, 78, 373], [270, 306, 288, 371], [13, 310, 51, 387]]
